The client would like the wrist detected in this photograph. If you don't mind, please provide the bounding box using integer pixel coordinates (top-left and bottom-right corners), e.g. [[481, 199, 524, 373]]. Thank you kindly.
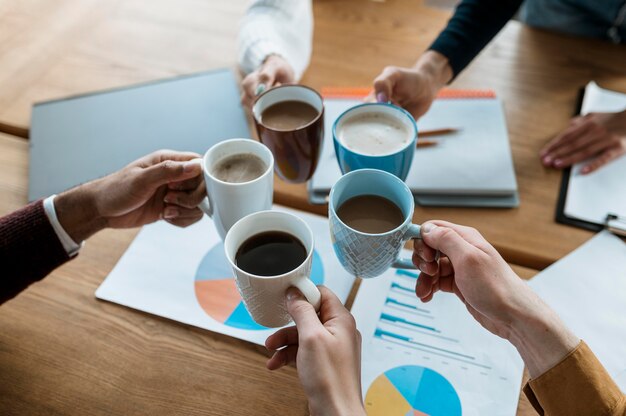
[[413, 50, 453, 89], [55, 184, 107, 243], [506, 292, 579, 378]]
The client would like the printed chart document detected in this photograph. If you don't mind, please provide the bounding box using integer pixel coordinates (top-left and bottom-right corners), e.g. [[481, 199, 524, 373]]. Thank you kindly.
[[529, 231, 626, 391], [96, 206, 355, 346], [351, 259, 524, 416], [564, 82, 626, 225]]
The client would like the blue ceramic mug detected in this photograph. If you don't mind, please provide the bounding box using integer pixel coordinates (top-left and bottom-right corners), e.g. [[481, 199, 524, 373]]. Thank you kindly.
[[332, 103, 417, 180], [329, 169, 426, 278]]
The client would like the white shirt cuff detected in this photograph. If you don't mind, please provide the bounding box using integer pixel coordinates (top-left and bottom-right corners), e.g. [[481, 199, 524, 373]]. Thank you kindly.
[[43, 195, 83, 257]]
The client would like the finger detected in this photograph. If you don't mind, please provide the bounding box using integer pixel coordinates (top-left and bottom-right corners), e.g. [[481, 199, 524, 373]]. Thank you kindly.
[[139, 159, 202, 188], [413, 238, 437, 262], [420, 222, 476, 264], [540, 121, 595, 163], [241, 73, 260, 106], [421, 278, 440, 303], [412, 251, 439, 275], [285, 287, 323, 332], [548, 127, 607, 167], [316, 286, 354, 332], [164, 186, 207, 209], [415, 272, 436, 300], [168, 174, 203, 191], [372, 66, 400, 103], [552, 138, 614, 169], [257, 66, 277, 90], [164, 214, 203, 228], [582, 145, 626, 174], [265, 326, 299, 351], [422, 220, 489, 249], [136, 150, 202, 167], [266, 345, 298, 370]]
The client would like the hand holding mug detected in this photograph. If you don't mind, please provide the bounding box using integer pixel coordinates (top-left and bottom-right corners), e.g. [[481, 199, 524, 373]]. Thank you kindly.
[[241, 55, 296, 109], [412, 221, 579, 378], [265, 286, 366, 416]]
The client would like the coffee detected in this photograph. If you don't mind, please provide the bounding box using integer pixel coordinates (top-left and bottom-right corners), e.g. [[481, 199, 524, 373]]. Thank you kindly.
[[261, 100, 319, 131], [235, 231, 307, 276], [338, 112, 411, 156], [337, 195, 404, 234], [211, 153, 267, 183]]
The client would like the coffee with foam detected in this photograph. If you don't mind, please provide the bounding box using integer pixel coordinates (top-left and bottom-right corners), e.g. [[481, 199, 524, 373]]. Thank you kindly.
[[338, 112, 412, 156]]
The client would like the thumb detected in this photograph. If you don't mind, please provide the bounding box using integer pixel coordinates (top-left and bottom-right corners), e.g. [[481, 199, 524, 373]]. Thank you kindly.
[[373, 67, 399, 103], [285, 287, 323, 332], [140, 159, 201, 188], [258, 66, 277, 89], [420, 222, 473, 265]]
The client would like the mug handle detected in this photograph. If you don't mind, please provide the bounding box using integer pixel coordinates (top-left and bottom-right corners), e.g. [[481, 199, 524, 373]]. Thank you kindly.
[[292, 278, 322, 312], [391, 224, 439, 270], [190, 157, 213, 218]]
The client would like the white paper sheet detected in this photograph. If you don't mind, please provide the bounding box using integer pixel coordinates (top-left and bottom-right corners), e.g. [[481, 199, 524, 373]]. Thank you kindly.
[[310, 97, 518, 196], [95, 206, 355, 346], [564, 82, 626, 224], [528, 231, 626, 391], [351, 258, 524, 416]]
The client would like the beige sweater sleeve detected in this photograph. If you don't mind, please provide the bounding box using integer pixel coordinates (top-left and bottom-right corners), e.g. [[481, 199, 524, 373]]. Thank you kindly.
[[523, 341, 626, 416]]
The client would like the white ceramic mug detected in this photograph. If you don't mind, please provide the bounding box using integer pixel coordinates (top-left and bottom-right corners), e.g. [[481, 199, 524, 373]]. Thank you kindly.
[[197, 138, 274, 240], [224, 210, 322, 328]]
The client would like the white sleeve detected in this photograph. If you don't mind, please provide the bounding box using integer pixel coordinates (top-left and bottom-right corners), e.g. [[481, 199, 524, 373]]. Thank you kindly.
[[238, 0, 313, 81], [43, 195, 83, 257]]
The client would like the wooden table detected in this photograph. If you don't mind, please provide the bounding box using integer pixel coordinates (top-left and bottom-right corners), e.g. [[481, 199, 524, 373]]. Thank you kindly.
[[0, 0, 621, 414], [0, 129, 538, 415]]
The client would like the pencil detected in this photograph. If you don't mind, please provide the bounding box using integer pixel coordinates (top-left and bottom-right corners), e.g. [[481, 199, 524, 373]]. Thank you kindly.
[[417, 140, 438, 148], [419, 128, 459, 138]]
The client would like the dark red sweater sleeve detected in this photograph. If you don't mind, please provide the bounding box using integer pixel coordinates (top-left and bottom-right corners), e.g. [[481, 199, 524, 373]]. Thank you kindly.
[[0, 200, 71, 304]]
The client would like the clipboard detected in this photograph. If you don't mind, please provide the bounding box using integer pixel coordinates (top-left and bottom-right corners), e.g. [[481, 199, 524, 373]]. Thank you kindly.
[[554, 86, 626, 236]]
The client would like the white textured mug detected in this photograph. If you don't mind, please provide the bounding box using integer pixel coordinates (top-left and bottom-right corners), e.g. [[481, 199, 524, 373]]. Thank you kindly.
[[224, 210, 322, 328], [197, 139, 274, 240]]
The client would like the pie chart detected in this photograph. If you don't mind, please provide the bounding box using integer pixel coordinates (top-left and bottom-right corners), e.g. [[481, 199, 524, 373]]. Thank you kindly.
[[365, 365, 461, 416], [194, 242, 324, 330]]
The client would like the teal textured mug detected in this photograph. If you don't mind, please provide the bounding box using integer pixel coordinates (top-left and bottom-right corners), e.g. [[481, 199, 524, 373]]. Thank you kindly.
[[329, 169, 426, 278]]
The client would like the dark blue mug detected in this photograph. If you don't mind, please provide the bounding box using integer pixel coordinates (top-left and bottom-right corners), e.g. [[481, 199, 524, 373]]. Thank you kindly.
[[332, 103, 417, 180]]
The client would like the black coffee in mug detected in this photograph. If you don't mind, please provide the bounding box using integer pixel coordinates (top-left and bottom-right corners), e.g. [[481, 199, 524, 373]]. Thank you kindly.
[[235, 231, 307, 276]]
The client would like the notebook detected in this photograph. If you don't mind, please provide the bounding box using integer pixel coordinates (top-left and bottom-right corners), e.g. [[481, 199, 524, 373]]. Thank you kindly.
[[29, 69, 249, 201], [555, 82, 626, 233], [308, 88, 519, 207]]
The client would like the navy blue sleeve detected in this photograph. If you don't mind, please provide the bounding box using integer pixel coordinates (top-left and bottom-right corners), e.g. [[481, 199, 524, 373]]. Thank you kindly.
[[429, 0, 524, 77]]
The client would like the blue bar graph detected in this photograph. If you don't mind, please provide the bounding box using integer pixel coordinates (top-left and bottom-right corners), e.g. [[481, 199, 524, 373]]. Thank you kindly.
[[375, 329, 475, 360], [386, 297, 430, 314], [396, 270, 420, 279], [391, 282, 414, 293], [380, 313, 438, 332]]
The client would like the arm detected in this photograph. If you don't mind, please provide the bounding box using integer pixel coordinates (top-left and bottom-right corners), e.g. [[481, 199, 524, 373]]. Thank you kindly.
[[414, 221, 625, 416], [370, 0, 522, 119], [0, 150, 206, 304], [238, 0, 313, 107], [429, 0, 523, 77]]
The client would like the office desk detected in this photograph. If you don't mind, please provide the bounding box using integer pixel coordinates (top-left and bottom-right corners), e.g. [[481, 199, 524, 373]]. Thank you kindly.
[[0, 130, 538, 414], [274, 1, 626, 269]]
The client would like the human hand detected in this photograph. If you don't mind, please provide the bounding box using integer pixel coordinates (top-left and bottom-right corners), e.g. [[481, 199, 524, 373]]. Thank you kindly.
[[241, 54, 296, 109], [413, 221, 579, 378], [265, 286, 365, 416], [540, 111, 626, 174], [55, 150, 206, 242], [367, 51, 452, 119]]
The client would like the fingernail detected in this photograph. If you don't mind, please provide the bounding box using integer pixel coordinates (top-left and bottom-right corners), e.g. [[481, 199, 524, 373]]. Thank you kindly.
[[164, 207, 179, 219], [554, 159, 563, 167], [285, 287, 302, 302], [418, 262, 430, 273], [581, 166, 590, 174], [542, 156, 552, 165], [255, 83, 266, 96], [376, 92, 388, 103], [422, 223, 436, 234], [163, 194, 176, 204]]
